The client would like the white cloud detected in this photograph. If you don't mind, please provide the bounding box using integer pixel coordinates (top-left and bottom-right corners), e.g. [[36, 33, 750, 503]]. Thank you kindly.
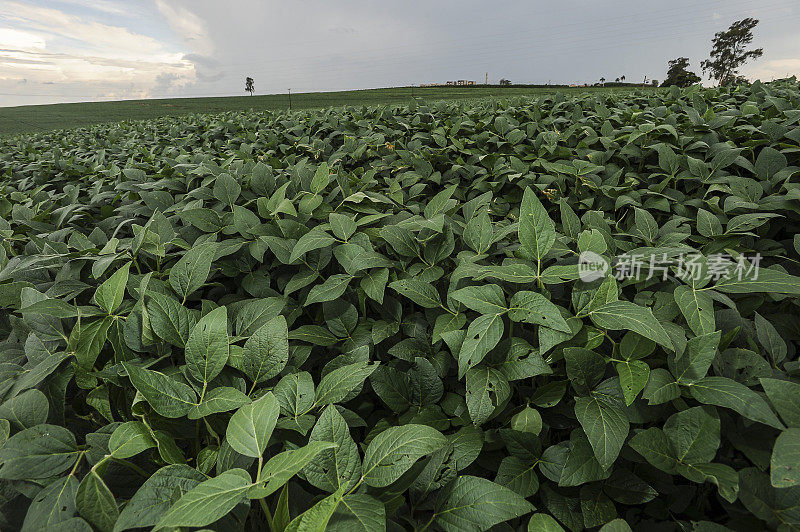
[[0, 27, 45, 49], [49, 0, 138, 17], [744, 58, 800, 81], [154, 0, 213, 56], [0, 1, 196, 102]]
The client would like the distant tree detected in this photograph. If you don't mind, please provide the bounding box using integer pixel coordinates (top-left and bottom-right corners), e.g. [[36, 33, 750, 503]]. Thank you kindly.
[[701, 18, 763, 86], [599, 77, 606, 86], [245, 77, 255, 96], [615, 77, 620, 82], [651, 79, 659, 87], [663, 57, 701, 87], [620, 75, 626, 82], [499, 78, 511, 86]]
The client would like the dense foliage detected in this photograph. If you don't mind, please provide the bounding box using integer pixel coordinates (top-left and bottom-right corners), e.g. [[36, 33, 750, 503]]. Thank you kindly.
[[0, 80, 799, 531]]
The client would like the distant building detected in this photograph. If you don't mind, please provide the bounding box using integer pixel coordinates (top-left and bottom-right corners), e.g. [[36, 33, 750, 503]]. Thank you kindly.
[[420, 80, 476, 87]]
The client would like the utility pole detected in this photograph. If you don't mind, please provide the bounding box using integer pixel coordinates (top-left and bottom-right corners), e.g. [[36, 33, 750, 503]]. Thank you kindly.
[[288, 88, 292, 110], [485, 72, 488, 85]]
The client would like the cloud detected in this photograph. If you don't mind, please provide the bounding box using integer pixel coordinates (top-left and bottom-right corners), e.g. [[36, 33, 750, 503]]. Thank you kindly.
[[2, 0, 799, 106], [744, 58, 800, 81], [0, 1, 195, 101], [155, 0, 212, 56], [0, 28, 45, 49], [48, 0, 138, 17]]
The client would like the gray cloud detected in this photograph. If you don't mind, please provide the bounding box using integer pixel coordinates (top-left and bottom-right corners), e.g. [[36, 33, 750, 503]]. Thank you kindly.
[[2, 0, 799, 106]]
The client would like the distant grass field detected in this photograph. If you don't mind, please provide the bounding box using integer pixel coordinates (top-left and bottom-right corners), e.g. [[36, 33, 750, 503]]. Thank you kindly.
[[0, 85, 650, 136]]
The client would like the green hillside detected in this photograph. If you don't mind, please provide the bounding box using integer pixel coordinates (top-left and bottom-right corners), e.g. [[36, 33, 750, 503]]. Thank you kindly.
[[0, 85, 646, 136]]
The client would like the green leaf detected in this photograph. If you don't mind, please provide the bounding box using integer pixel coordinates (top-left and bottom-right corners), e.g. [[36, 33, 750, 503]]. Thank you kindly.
[[664, 406, 720, 464], [464, 212, 493, 253], [771, 428, 800, 488], [0, 424, 79, 479], [673, 285, 715, 336], [755, 312, 787, 364], [284, 486, 346, 532], [686, 462, 739, 503], [559, 430, 610, 487], [389, 278, 442, 308], [185, 305, 229, 384], [154, 469, 252, 530], [628, 427, 678, 474], [755, 146, 787, 180], [519, 187, 556, 262], [642, 368, 680, 405], [433, 475, 535, 532], [689, 376, 784, 429], [564, 347, 606, 392], [122, 362, 197, 418], [362, 424, 447, 487], [109, 421, 156, 459], [243, 315, 288, 384], [304, 405, 362, 492], [496, 455, 539, 497], [169, 242, 216, 301], [20, 297, 79, 318], [274, 371, 315, 417], [72, 317, 113, 370], [760, 378, 800, 427], [225, 391, 280, 458], [580, 483, 617, 528], [329, 494, 386, 532], [94, 262, 130, 314], [21, 475, 80, 531], [248, 441, 336, 498], [670, 330, 720, 384], [146, 292, 195, 348], [508, 291, 571, 332], [589, 300, 673, 351], [574, 393, 629, 469], [450, 284, 506, 314], [306, 274, 352, 305], [528, 513, 565, 532], [458, 313, 504, 377], [633, 207, 658, 243], [289, 325, 338, 346], [76, 470, 119, 532], [114, 465, 205, 532], [213, 173, 241, 206], [466, 367, 511, 426], [311, 162, 330, 194], [233, 297, 285, 336], [511, 406, 543, 435], [329, 213, 357, 241], [599, 518, 633, 532], [615, 360, 649, 406], [315, 362, 378, 406], [188, 387, 250, 420], [290, 229, 336, 262], [712, 268, 800, 295], [0, 388, 49, 429]]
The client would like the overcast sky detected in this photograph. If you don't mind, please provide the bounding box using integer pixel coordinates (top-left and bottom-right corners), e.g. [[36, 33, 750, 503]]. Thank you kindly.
[[1, 0, 799, 107]]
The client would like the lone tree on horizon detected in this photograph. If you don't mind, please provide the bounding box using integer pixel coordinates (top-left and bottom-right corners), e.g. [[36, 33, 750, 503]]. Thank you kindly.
[[245, 77, 255, 96], [663, 57, 701, 87], [702, 18, 763, 85]]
